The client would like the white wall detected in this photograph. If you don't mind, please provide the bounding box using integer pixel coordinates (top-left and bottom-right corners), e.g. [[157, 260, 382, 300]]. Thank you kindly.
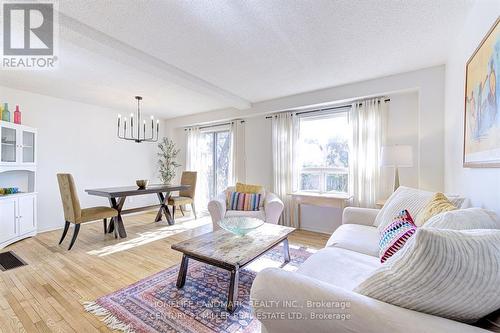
[[444, 1, 500, 214], [164, 66, 436, 233], [1, 86, 160, 232], [166, 65, 445, 191]]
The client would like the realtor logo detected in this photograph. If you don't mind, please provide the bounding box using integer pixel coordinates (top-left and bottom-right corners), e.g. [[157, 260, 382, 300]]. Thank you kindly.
[[1, 1, 58, 69]]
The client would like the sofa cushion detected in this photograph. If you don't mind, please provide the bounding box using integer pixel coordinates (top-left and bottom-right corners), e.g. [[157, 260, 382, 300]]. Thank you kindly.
[[226, 191, 262, 211], [297, 247, 380, 290], [236, 182, 264, 194], [415, 192, 457, 226], [355, 228, 500, 323], [325, 224, 380, 257], [375, 186, 466, 230], [225, 209, 265, 220], [379, 209, 417, 263], [235, 182, 266, 207], [423, 208, 500, 230]]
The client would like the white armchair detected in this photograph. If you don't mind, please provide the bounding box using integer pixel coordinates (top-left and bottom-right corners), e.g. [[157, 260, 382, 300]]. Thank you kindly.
[[208, 187, 284, 230]]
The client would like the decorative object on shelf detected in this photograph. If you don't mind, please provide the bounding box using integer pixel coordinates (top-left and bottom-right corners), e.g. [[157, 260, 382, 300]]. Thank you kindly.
[[14, 105, 21, 124], [157, 137, 180, 185], [218, 216, 264, 236], [117, 96, 159, 143], [136, 179, 149, 189], [0, 187, 20, 195], [381, 145, 413, 192], [464, 17, 500, 168], [2, 103, 10, 122]]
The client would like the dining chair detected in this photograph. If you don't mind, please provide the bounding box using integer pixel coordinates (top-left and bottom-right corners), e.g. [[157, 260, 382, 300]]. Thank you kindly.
[[168, 171, 197, 220], [56, 174, 119, 250]]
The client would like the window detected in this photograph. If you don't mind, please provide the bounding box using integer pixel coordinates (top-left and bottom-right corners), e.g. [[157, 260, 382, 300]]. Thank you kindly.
[[199, 129, 231, 203], [298, 112, 350, 194]]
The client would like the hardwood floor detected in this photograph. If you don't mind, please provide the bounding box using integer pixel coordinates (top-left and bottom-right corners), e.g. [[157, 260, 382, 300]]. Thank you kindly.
[[0, 211, 328, 333]]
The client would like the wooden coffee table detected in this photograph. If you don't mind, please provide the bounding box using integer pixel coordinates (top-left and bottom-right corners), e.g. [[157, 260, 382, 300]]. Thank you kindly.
[[171, 223, 295, 313]]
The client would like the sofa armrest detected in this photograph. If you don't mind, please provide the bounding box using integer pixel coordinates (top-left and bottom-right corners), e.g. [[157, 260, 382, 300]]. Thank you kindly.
[[208, 194, 226, 230], [264, 192, 284, 225], [251, 268, 486, 333], [342, 207, 380, 226]]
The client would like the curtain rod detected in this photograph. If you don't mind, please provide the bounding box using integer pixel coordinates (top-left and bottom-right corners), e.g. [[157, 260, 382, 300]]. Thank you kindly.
[[265, 98, 390, 119], [184, 120, 245, 131]]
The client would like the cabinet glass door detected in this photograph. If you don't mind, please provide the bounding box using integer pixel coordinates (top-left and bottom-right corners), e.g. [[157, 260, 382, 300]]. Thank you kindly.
[[22, 130, 35, 163], [1, 126, 17, 163]]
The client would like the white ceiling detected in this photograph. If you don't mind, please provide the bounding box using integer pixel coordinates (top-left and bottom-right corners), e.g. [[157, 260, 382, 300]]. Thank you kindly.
[[2, 0, 474, 118]]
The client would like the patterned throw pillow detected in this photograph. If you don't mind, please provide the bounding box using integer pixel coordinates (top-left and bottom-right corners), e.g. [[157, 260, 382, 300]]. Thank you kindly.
[[415, 192, 456, 226], [379, 210, 417, 263], [235, 182, 266, 208], [226, 191, 262, 211]]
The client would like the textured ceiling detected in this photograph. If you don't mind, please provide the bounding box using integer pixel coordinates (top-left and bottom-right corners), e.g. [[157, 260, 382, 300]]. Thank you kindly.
[[3, 0, 474, 118]]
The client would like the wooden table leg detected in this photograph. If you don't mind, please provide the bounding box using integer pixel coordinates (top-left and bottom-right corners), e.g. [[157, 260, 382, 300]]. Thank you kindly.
[[109, 197, 127, 238], [283, 238, 291, 264], [107, 217, 117, 238], [176, 255, 189, 288], [227, 266, 240, 313], [155, 192, 174, 225], [107, 217, 115, 234]]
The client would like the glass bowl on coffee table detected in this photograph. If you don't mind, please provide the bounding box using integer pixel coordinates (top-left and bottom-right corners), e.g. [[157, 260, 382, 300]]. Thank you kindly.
[[218, 216, 264, 236]]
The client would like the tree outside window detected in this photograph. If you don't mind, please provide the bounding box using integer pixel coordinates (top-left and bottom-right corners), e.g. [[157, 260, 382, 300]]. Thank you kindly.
[[298, 113, 350, 194]]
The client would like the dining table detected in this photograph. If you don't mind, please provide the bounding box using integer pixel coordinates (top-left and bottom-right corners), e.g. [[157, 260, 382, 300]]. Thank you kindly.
[[85, 184, 190, 239]]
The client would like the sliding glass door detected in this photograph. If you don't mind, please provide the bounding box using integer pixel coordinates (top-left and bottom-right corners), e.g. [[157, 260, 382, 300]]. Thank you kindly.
[[198, 130, 231, 209]]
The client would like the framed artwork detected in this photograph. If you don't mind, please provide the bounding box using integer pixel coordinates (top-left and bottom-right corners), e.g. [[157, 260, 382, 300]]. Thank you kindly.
[[464, 17, 500, 168]]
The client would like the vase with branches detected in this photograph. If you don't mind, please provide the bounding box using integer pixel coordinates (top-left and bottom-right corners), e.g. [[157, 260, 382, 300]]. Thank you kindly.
[[158, 137, 181, 184]]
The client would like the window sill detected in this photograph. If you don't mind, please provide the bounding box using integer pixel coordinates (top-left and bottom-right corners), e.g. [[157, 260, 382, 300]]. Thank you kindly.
[[289, 191, 352, 200]]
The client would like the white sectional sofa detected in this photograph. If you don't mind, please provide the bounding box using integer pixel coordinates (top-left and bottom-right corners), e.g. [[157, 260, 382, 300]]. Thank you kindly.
[[250, 204, 491, 333]]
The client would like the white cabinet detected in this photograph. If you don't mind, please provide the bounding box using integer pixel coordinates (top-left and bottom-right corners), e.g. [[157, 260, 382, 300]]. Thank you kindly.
[[0, 193, 37, 248], [0, 122, 37, 166], [0, 198, 17, 245], [0, 122, 38, 249], [18, 195, 36, 235]]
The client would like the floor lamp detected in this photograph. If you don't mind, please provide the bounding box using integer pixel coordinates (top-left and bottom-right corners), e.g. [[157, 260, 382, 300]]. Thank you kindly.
[[381, 145, 413, 192]]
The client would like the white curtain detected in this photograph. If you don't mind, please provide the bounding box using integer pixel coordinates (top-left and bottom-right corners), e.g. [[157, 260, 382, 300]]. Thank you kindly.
[[272, 113, 299, 227], [186, 127, 208, 208], [349, 98, 386, 208], [229, 120, 246, 185], [186, 127, 200, 171]]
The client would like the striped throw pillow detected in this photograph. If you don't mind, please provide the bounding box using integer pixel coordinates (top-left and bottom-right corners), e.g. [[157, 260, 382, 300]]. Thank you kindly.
[[379, 210, 417, 263], [226, 191, 262, 211]]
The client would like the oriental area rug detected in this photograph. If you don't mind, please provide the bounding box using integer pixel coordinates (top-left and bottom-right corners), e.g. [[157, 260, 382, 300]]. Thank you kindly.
[[84, 245, 315, 333]]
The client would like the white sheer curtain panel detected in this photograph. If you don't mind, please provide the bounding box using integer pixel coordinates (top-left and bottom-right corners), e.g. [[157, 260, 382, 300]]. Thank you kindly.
[[229, 120, 246, 185], [349, 98, 386, 208], [271, 112, 299, 227], [186, 127, 207, 207]]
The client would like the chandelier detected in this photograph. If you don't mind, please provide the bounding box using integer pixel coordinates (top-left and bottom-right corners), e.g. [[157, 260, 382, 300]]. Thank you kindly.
[[117, 96, 159, 143]]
